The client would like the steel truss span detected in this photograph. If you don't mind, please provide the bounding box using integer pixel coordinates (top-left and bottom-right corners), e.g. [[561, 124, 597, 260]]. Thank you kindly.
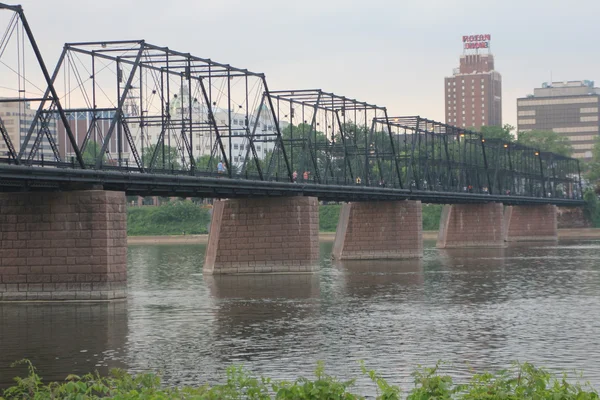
[[0, 3, 584, 205]]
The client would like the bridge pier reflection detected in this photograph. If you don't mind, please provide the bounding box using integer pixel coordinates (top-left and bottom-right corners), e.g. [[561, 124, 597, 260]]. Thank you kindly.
[[0, 301, 128, 387]]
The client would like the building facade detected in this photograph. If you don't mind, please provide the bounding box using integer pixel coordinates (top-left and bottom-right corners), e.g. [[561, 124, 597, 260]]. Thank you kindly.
[[0, 99, 57, 160], [445, 53, 502, 130], [517, 81, 600, 159]]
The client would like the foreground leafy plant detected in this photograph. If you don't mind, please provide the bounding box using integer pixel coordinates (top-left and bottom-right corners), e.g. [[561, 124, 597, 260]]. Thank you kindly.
[[1, 359, 598, 399]]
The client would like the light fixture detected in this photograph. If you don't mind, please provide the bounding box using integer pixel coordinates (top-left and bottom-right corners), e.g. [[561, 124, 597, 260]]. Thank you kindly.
[[535, 151, 539, 156], [481, 139, 485, 143], [503, 144, 508, 148]]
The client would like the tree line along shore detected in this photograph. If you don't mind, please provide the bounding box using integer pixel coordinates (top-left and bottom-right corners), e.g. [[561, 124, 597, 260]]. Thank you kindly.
[[126, 197, 600, 240]]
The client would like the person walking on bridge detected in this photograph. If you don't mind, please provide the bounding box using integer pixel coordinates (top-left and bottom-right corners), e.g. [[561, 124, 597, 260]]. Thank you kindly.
[[217, 160, 226, 175]]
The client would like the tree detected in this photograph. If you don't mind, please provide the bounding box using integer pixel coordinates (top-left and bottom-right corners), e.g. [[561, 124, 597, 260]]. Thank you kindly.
[[81, 141, 106, 166], [585, 137, 600, 184], [517, 130, 573, 157], [142, 144, 182, 170], [480, 124, 516, 142]]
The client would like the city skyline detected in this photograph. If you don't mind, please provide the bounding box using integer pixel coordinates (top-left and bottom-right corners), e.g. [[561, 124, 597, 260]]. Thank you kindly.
[[8, 0, 600, 133]]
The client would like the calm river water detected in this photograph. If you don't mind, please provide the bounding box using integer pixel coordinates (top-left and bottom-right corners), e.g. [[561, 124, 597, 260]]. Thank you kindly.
[[2, 239, 600, 393]]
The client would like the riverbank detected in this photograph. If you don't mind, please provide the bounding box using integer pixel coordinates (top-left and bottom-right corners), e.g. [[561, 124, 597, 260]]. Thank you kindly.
[[3, 360, 599, 399], [127, 228, 600, 245]]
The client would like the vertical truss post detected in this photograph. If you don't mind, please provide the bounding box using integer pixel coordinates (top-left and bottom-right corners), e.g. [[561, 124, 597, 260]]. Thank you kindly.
[[481, 136, 492, 194], [263, 77, 292, 181], [14, 11, 85, 168], [198, 77, 228, 170], [383, 110, 403, 189], [95, 43, 144, 168]]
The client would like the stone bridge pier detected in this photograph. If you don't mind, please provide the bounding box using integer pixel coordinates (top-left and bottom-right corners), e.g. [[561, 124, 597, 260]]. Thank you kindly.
[[204, 197, 320, 274], [504, 204, 558, 242], [0, 191, 127, 301], [436, 202, 559, 248], [437, 203, 506, 248], [332, 201, 423, 260]]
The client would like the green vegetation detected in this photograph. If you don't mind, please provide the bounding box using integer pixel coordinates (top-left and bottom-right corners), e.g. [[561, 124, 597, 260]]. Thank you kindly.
[[585, 138, 600, 184], [479, 124, 575, 157], [517, 129, 573, 157], [2, 360, 599, 399], [127, 201, 211, 236], [319, 204, 341, 232], [422, 204, 443, 231], [127, 202, 444, 236], [81, 141, 106, 166], [584, 190, 600, 228]]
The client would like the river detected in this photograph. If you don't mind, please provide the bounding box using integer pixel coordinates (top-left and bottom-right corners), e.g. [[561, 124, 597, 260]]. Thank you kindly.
[[2, 239, 600, 393]]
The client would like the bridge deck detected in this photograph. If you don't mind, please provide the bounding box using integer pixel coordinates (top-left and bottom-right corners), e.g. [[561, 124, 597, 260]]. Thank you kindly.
[[0, 164, 583, 206]]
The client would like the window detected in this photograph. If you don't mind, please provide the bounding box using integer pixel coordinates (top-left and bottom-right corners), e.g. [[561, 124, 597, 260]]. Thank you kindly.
[[581, 115, 599, 122], [257, 146, 261, 151], [581, 107, 599, 113], [462, 110, 465, 115]]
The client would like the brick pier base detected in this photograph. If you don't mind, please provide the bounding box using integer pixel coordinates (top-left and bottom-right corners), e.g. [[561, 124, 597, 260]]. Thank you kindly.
[[504, 205, 558, 242], [437, 203, 505, 248], [204, 197, 319, 274], [0, 191, 127, 301], [332, 201, 423, 260]]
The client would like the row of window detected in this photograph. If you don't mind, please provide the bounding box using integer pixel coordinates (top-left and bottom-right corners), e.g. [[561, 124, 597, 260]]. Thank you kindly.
[[517, 97, 598, 106], [447, 78, 486, 86], [554, 126, 599, 133], [222, 119, 275, 131], [518, 107, 599, 117], [448, 102, 486, 110], [572, 144, 594, 150], [568, 135, 597, 142]]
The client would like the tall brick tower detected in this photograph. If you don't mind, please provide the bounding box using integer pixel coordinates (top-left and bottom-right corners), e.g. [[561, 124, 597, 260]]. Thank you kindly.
[[444, 34, 502, 129]]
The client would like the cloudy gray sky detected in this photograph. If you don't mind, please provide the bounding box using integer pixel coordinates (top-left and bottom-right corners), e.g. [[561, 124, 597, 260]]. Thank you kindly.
[[18, 0, 600, 128]]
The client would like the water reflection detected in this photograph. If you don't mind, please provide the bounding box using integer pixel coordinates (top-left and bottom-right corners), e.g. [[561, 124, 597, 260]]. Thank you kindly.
[[332, 258, 424, 298], [0, 302, 128, 387], [2, 240, 600, 391]]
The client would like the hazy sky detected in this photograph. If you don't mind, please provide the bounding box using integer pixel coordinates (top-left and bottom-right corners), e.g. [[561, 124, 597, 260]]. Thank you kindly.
[[16, 0, 600, 128]]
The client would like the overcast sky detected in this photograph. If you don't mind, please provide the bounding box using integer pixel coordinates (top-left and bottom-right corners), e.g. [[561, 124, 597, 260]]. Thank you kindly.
[[16, 0, 600, 128]]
